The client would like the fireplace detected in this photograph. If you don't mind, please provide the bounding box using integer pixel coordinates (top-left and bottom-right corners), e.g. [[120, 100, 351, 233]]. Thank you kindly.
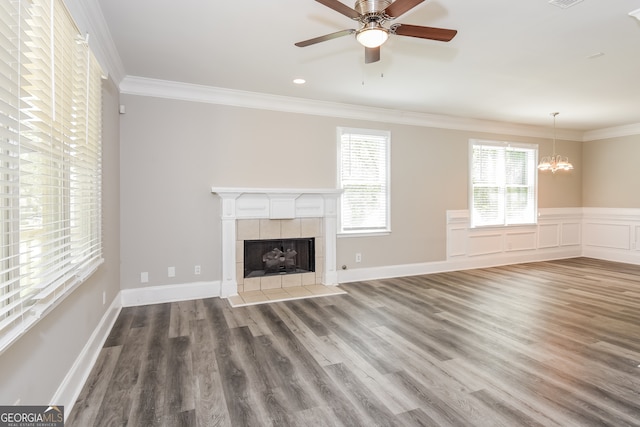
[[244, 238, 315, 278], [211, 187, 341, 297]]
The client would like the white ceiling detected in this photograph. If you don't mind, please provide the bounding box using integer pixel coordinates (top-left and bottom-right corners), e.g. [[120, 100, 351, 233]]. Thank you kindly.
[[95, 0, 640, 131]]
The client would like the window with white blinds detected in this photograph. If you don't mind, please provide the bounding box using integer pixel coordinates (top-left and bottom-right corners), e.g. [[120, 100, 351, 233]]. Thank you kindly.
[[337, 127, 390, 234], [469, 140, 537, 228], [0, 0, 103, 350]]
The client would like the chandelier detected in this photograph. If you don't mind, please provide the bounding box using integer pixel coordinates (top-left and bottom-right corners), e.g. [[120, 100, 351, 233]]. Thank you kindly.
[[537, 112, 573, 173]]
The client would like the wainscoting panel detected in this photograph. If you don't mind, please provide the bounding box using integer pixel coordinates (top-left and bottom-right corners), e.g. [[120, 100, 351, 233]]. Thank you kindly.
[[582, 208, 640, 263], [446, 208, 583, 270], [584, 223, 630, 250], [445, 208, 640, 268], [538, 223, 559, 248], [468, 232, 503, 256], [561, 222, 582, 246], [448, 227, 467, 257], [505, 230, 537, 252]]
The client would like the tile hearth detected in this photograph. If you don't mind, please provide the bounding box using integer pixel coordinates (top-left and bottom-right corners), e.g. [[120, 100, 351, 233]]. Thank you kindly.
[[228, 285, 346, 307]]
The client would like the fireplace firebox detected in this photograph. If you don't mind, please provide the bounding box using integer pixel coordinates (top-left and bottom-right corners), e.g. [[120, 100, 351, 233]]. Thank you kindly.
[[244, 238, 315, 278]]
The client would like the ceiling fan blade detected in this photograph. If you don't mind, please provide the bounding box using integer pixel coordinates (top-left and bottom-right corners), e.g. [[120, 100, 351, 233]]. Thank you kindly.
[[315, 0, 361, 19], [384, 0, 425, 18], [295, 29, 356, 47], [392, 24, 457, 42], [365, 46, 380, 63]]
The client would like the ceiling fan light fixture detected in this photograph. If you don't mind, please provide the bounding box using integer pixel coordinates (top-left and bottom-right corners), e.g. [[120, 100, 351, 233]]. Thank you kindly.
[[356, 23, 389, 48], [294, 0, 457, 64]]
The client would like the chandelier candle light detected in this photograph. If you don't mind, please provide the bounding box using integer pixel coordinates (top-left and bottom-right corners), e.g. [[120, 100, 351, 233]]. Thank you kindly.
[[537, 112, 574, 173]]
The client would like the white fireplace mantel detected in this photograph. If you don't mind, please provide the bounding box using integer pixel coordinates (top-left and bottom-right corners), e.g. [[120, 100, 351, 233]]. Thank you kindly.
[[211, 187, 342, 297]]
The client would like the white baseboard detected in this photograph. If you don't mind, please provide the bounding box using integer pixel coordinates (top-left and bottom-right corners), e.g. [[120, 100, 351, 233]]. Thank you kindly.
[[54, 280, 220, 417], [120, 280, 221, 307], [338, 260, 451, 283], [54, 207, 640, 418], [338, 246, 581, 283], [582, 247, 640, 265], [51, 295, 122, 416]]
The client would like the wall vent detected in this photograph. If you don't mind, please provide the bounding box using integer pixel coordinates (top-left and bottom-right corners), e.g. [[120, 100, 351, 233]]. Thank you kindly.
[[549, 0, 584, 9]]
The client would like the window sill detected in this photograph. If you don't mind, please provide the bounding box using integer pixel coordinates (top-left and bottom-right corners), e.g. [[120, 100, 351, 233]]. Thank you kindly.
[[0, 258, 103, 356], [338, 230, 391, 238], [470, 223, 537, 231]]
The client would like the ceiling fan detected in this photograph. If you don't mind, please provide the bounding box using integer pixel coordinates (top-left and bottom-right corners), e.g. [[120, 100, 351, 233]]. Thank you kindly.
[[295, 0, 457, 63]]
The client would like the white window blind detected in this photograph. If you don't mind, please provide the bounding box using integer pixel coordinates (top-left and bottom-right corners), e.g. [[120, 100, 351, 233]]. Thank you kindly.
[[470, 140, 537, 227], [338, 127, 390, 234], [0, 0, 103, 350]]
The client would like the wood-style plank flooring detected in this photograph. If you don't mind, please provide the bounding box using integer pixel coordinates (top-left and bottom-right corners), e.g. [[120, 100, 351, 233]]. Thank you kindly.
[[67, 258, 640, 426]]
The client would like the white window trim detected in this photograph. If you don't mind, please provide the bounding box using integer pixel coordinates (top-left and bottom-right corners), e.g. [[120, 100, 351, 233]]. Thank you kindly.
[[468, 139, 538, 229], [337, 127, 391, 236]]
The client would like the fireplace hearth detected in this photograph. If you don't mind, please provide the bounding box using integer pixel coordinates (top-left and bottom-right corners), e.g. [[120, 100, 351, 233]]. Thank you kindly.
[[244, 238, 315, 278]]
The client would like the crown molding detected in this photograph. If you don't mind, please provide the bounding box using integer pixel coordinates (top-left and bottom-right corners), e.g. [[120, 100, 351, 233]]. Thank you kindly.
[[120, 76, 589, 141], [63, 1, 640, 140], [63, 0, 126, 84], [582, 122, 640, 141]]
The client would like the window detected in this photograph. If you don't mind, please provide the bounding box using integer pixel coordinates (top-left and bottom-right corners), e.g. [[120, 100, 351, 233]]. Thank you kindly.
[[469, 140, 537, 227], [337, 127, 390, 234], [0, 0, 103, 350]]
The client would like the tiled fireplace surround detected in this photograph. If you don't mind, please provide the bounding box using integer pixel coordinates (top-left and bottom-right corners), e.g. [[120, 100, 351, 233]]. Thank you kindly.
[[236, 218, 323, 293], [212, 188, 342, 297]]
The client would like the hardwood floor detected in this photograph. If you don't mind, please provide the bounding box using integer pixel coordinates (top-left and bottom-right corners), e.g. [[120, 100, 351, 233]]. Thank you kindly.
[[66, 258, 640, 426]]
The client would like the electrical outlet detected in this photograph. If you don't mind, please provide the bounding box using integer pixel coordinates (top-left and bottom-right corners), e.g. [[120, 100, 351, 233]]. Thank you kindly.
[[355, 253, 362, 263], [141, 272, 149, 283], [168, 266, 175, 277], [194, 265, 201, 275]]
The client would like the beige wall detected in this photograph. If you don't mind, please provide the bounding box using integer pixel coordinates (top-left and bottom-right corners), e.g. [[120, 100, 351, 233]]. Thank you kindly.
[[6, 0, 636, 410], [119, 94, 583, 281], [119, 96, 342, 289], [10, 82, 639, 405], [582, 135, 640, 208], [0, 79, 121, 405], [537, 137, 583, 208]]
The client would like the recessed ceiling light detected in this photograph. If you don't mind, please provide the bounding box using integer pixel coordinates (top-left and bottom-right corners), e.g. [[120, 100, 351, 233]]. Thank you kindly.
[[293, 78, 306, 85]]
